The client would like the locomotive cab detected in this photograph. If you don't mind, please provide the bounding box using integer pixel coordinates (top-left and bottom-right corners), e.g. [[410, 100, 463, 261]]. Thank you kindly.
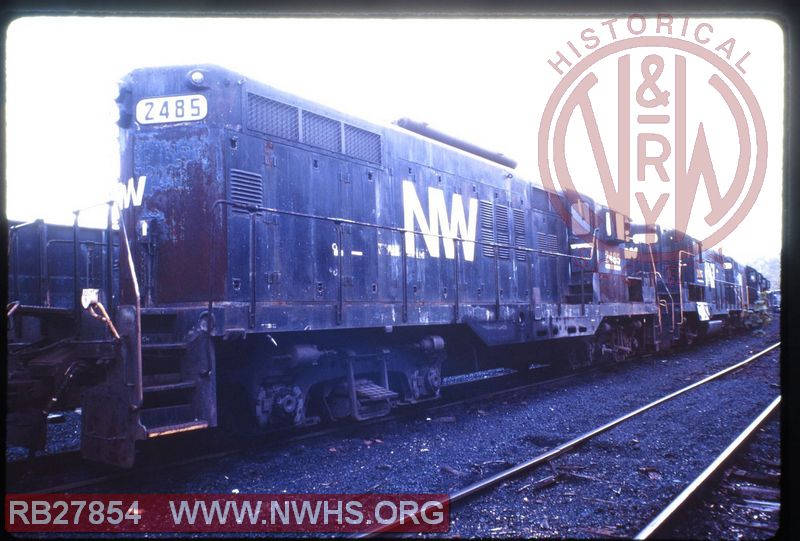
[[651, 230, 708, 343]]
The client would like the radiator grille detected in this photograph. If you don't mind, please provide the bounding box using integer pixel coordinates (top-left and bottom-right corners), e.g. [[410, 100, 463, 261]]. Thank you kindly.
[[496, 205, 510, 260], [537, 231, 560, 252], [344, 124, 382, 164], [246, 92, 381, 163], [513, 208, 527, 261], [247, 93, 299, 141], [230, 169, 263, 210], [302, 111, 342, 152], [479, 200, 495, 258]]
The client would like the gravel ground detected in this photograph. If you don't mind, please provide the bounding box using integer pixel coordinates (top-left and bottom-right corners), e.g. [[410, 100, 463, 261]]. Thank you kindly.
[[4, 370, 515, 463], [6, 410, 82, 462], [6, 318, 781, 538], [444, 338, 780, 538]]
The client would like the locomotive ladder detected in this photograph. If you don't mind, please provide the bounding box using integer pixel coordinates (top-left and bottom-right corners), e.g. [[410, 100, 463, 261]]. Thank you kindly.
[[138, 328, 216, 440], [80, 212, 216, 467]]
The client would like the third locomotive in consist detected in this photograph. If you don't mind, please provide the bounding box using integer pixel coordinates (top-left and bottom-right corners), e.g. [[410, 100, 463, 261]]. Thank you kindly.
[[7, 65, 773, 467]]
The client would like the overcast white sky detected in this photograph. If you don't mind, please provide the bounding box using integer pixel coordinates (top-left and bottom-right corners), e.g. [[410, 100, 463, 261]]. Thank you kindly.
[[4, 17, 784, 263]]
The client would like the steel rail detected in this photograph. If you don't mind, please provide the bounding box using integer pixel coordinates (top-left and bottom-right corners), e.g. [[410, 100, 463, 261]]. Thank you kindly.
[[13, 342, 779, 499], [635, 394, 781, 539], [358, 341, 780, 538], [9, 367, 580, 494]]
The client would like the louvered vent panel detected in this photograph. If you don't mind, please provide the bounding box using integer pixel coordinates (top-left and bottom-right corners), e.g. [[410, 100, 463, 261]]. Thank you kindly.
[[537, 231, 560, 252], [247, 93, 299, 141], [513, 208, 527, 261], [496, 205, 510, 260], [230, 169, 263, 211], [479, 200, 495, 257], [302, 111, 342, 152], [344, 124, 382, 164]]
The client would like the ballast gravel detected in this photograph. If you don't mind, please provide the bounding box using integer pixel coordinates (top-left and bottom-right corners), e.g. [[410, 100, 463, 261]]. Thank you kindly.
[[7, 318, 780, 538]]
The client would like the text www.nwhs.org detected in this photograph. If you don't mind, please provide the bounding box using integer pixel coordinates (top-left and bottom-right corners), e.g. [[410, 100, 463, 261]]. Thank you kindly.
[[5, 494, 450, 533]]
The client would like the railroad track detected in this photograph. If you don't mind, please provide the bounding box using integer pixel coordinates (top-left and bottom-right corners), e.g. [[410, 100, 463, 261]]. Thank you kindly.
[[6, 364, 578, 494], [635, 395, 781, 539], [357, 341, 781, 538], [2, 333, 726, 483], [8, 338, 778, 500]]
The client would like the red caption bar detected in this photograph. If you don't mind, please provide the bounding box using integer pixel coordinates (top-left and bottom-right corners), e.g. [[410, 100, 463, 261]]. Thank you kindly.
[[5, 494, 449, 533]]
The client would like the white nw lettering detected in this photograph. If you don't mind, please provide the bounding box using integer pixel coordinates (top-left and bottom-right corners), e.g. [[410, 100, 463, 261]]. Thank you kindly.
[[402, 180, 478, 262], [117, 176, 147, 209]]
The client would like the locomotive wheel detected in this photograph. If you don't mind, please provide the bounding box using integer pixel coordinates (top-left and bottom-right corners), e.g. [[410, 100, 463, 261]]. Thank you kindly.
[[220, 379, 290, 434]]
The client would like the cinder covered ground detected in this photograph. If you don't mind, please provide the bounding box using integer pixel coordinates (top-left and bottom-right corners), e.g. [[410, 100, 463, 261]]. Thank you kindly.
[[7, 318, 781, 538]]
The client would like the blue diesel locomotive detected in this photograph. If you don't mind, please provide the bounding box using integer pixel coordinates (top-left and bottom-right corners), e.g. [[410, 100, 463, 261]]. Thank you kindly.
[[6, 65, 771, 466]]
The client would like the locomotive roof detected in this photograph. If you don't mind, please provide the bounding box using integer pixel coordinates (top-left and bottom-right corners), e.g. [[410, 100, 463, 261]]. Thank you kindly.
[[126, 64, 546, 196], [125, 64, 711, 254]]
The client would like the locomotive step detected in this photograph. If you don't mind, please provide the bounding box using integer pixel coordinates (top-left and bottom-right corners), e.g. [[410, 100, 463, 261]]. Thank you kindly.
[[354, 380, 399, 401], [140, 404, 206, 430], [146, 420, 209, 439], [8, 304, 75, 318], [142, 372, 183, 386], [19, 340, 77, 368], [143, 381, 197, 394], [141, 342, 188, 351]]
